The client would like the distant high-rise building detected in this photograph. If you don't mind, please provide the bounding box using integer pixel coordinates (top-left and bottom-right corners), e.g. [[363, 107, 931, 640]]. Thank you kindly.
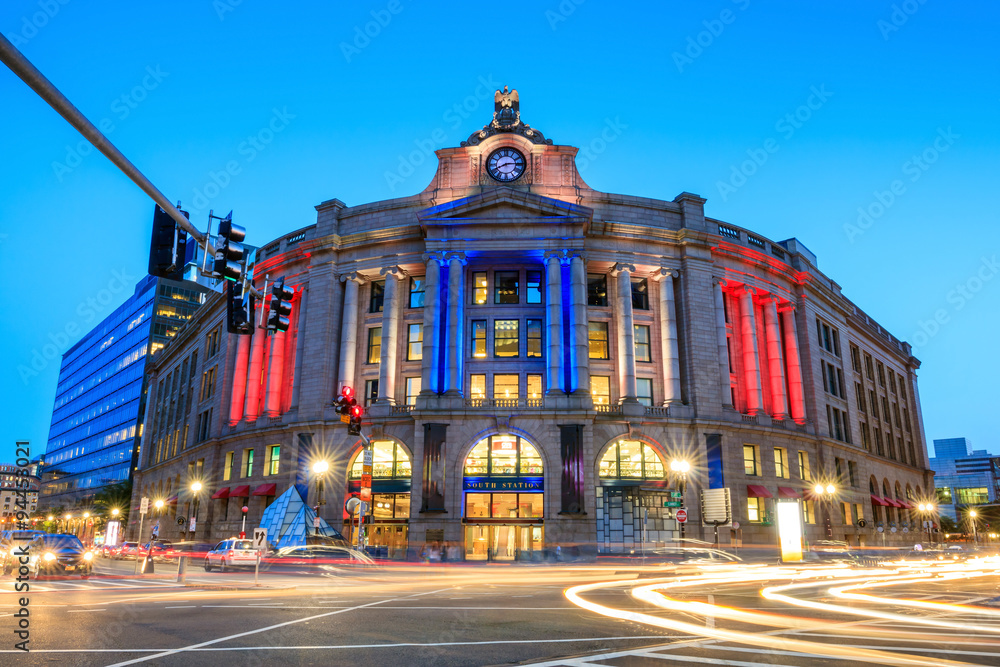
[[933, 437, 971, 460], [930, 437, 999, 521], [39, 275, 208, 507]]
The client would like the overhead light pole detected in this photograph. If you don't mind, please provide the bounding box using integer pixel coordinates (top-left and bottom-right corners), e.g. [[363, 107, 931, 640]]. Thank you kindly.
[[312, 460, 330, 536]]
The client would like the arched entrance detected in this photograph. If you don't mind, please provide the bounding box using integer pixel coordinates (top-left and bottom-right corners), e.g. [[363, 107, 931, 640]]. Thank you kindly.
[[346, 440, 411, 559], [596, 438, 674, 553], [462, 433, 544, 561]]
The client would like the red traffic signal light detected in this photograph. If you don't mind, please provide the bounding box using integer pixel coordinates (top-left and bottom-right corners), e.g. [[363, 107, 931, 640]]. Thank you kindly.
[[350, 405, 363, 420], [342, 386, 353, 399]]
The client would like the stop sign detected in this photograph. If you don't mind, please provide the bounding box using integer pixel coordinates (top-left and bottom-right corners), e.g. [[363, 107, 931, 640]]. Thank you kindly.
[[676, 509, 687, 523]]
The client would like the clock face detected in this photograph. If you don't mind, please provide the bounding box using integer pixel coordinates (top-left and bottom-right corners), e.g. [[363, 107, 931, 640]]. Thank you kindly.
[[486, 147, 525, 183]]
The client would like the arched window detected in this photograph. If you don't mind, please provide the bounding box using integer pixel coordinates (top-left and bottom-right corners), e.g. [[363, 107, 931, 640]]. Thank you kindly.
[[869, 477, 877, 495], [906, 484, 914, 501], [464, 434, 542, 476], [599, 440, 666, 479], [349, 441, 411, 479]]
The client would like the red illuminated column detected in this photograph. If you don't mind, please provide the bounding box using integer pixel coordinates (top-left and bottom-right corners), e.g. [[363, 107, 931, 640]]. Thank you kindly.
[[264, 328, 286, 417], [739, 285, 763, 415], [779, 302, 806, 423], [762, 295, 788, 419], [714, 279, 734, 408], [280, 289, 301, 412], [244, 316, 267, 421], [228, 334, 251, 425]]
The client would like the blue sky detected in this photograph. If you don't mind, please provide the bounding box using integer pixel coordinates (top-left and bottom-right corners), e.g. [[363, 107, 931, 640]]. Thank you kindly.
[[1, 0, 998, 463]]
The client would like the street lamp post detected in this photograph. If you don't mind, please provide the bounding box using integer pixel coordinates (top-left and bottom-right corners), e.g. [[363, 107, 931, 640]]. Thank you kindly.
[[917, 503, 935, 546], [669, 459, 690, 548], [312, 461, 329, 536], [190, 481, 203, 539], [969, 510, 978, 545], [813, 484, 837, 542]]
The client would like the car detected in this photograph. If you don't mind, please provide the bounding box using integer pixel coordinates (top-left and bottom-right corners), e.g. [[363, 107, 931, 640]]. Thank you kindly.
[[204, 538, 259, 571], [636, 546, 743, 565], [116, 542, 140, 560], [24, 534, 94, 576], [0, 530, 46, 575], [139, 540, 174, 563], [260, 545, 375, 574], [164, 541, 214, 561]]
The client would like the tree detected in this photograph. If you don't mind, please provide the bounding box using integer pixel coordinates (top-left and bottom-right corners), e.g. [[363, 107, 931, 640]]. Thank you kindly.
[[92, 480, 132, 522], [938, 515, 957, 534]]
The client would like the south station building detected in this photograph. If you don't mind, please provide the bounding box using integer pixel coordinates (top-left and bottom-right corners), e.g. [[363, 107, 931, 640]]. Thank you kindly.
[[130, 89, 934, 558]]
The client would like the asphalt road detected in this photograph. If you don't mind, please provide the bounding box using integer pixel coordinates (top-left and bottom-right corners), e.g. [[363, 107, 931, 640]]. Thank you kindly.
[[2, 556, 1000, 666]]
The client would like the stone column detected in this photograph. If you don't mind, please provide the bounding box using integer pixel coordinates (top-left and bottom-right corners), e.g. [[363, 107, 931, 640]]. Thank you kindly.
[[377, 266, 404, 404], [739, 285, 763, 415], [338, 273, 365, 393], [779, 302, 806, 423], [568, 253, 590, 395], [762, 295, 789, 419], [714, 279, 734, 408], [419, 252, 443, 396], [544, 251, 564, 394], [444, 253, 466, 395], [244, 318, 267, 421], [263, 328, 286, 417], [228, 334, 251, 425], [613, 263, 637, 401], [653, 268, 682, 405]]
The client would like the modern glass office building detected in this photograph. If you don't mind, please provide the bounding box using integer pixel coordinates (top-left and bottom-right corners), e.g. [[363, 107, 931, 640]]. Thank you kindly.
[[41, 275, 207, 506]]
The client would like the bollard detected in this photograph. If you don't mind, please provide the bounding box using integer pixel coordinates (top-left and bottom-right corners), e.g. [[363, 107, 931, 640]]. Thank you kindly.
[[177, 554, 187, 583]]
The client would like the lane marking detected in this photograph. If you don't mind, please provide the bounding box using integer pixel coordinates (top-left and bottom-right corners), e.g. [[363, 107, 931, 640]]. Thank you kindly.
[[67, 609, 107, 613]]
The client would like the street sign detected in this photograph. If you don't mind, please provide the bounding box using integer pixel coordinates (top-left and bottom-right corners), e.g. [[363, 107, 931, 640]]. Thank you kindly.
[[676, 509, 688, 523], [140, 497, 149, 515], [340, 414, 350, 424], [360, 447, 373, 503], [252, 528, 268, 550], [363, 449, 373, 467], [731, 521, 741, 530], [664, 500, 682, 508], [890, 526, 897, 533], [877, 526, 884, 533], [902, 527, 909, 533], [189, 516, 196, 532], [670, 491, 683, 499], [313, 516, 320, 528]]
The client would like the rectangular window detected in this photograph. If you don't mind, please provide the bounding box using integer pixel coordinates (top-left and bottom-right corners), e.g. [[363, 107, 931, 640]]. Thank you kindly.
[[856, 383, 865, 412], [223, 452, 234, 481], [472, 320, 487, 358], [405, 377, 421, 406], [364, 379, 378, 407], [408, 277, 425, 308], [494, 374, 519, 401], [588, 321, 610, 359], [527, 374, 542, 401], [526, 270, 542, 304], [407, 323, 423, 361], [243, 448, 254, 478], [798, 451, 811, 481], [494, 320, 519, 357], [473, 271, 488, 305], [744, 444, 759, 476], [747, 497, 764, 522], [848, 461, 858, 487], [367, 327, 382, 364], [201, 366, 216, 401], [869, 390, 879, 420], [850, 344, 861, 372], [591, 376, 611, 405], [266, 445, 280, 476], [631, 278, 649, 310], [494, 271, 519, 304], [874, 429, 884, 456], [889, 369, 897, 394], [634, 324, 651, 362], [803, 500, 816, 524], [860, 422, 871, 451], [877, 361, 886, 387], [369, 281, 385, 313], [588, 273, 608, 306], [893, 403, 901, 428], [840, 502, 850, 526], [956, 487, 989, 504], [526, 319, 543, 358], [206, 327, 221, 358], [864, 354, 874, 380], [854, 503, 864, 523], [774, 447, 788, 479], [936, 487, 953, 504], [636, 378, 653, 406], [881, 397, 891, 423], [470, 374, 486, 400]]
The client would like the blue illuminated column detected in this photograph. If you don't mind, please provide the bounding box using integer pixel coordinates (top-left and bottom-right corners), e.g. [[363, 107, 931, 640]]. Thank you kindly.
[[419, 252, 443, 395], [569, 253, 590, 396], [444, 252, 466, 394], [544, 250, 564, 394]]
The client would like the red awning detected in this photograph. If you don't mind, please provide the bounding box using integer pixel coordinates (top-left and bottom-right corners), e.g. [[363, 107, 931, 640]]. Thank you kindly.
[[747, 485, 773, 498], [252, 483, 277, 496], [870, 494, 890, 507], [888, 498, 905, 508], [211, 487, 230, 500], [230, 485, 251, 497], [898, 500, 914, 509], [777, 487, 801, 499]]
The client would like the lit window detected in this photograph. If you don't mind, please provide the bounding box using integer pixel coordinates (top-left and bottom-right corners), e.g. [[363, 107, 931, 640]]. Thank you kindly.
[[598, 440, 666, 479], [405, 377, 421, 406], [473, 272, 487, 304], [472, 320, 487, 358], [364, 379, 379, 406], [526, 271, 542, 304], [494, 320, 519, 358], [748, 497, 764, 522], [526, 319, 543, 358], [407, 324, 422, 361], [470, 374, 486, 400], [798, 451, 811, 481], [244, 448, 254, 478], [591, 376, 611, 405], [463, 435, 543, 477], [636, 378, 653, 406], [350, 441, 410, 478], [266, 445, 280, 476], [744, 444, 759, 476], [634, 325, 651, 362], [493, 374, 519, 401], [494, 271, 519, 304], [774, 447, 788, 479], [367, 327, 382, 364], [409, 277, 425, 308], [588, 322, 609, 359], [223, 452, 234, 481], [527, 374, 542, 401]]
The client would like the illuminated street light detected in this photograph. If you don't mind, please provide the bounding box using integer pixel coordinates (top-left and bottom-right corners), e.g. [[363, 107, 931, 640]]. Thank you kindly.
[[312, 460, 331, 536], [154, 499, 164, 510], [969, 510, 979, 544], [191, 481, 203, 493], [111, 508, 120, 517], [312, 460, 330, 474]]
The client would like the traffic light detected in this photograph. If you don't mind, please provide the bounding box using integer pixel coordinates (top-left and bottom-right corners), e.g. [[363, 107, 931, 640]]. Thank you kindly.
[[348, 403, 363, 436], [266, 277, 294, 334], [336, 386, 357, 419], [213, 212, 245, 282], [148, 204, 189, 280], [226, 278, 255, 335]]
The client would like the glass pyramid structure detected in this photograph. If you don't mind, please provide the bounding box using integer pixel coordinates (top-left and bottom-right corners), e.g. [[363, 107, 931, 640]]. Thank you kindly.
[[257, 485, 343, 549]]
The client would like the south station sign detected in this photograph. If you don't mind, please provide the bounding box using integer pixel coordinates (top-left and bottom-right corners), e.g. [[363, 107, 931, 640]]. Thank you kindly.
[[463, 478, 543, 492]]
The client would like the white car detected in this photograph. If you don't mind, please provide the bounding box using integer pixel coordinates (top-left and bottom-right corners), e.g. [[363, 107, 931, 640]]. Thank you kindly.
[[204, 538, 259, 571]]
